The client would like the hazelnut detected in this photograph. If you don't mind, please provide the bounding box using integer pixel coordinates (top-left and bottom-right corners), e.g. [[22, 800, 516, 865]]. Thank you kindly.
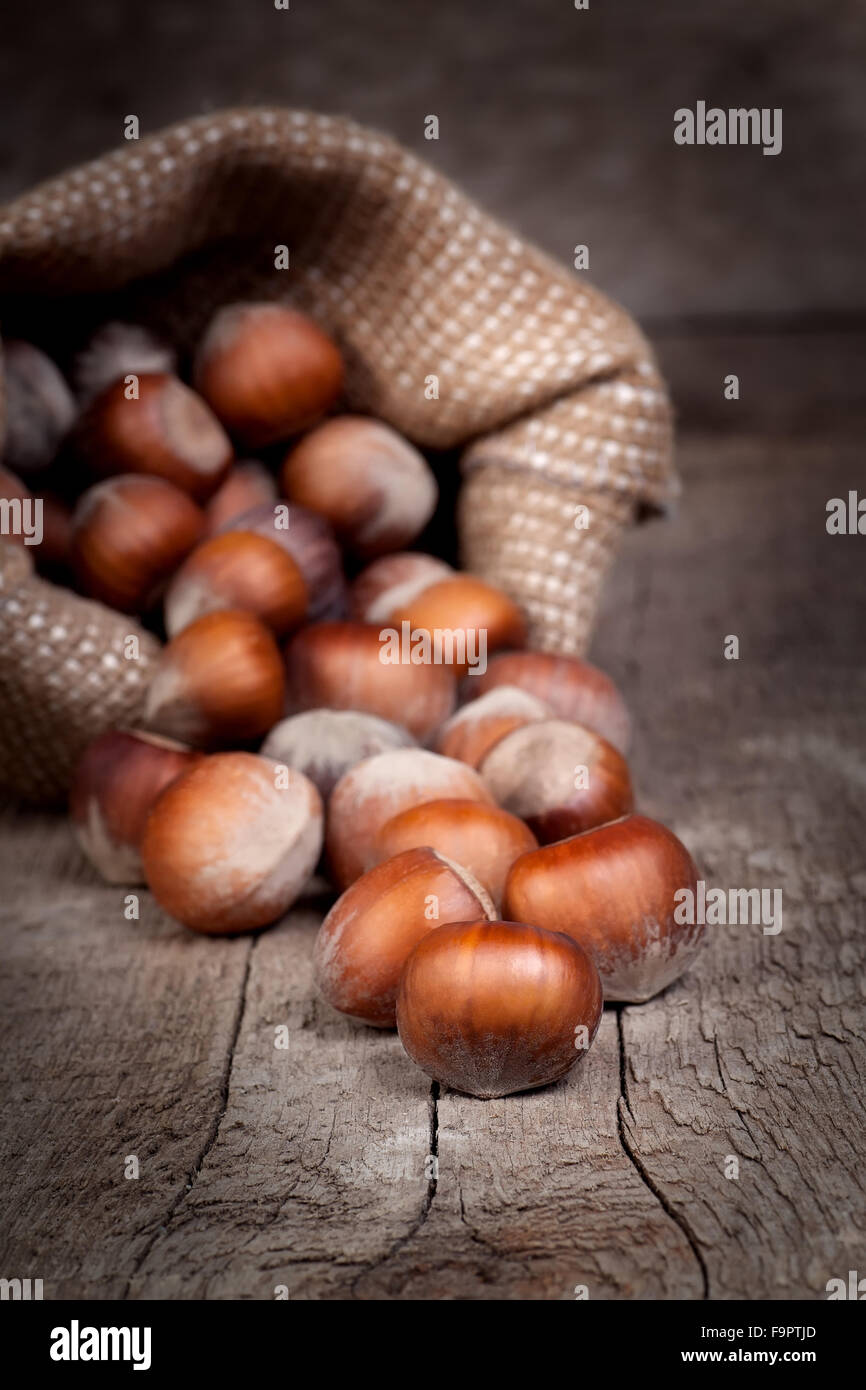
[[163, 530, 308, 638], [326, 746, 494, 889], [260, 709, 414, 801], [70, 729, 201, 883], [465, 650, 631, 753], [221, 501, 346, 621], [281, 416, 437, 557], [204, 461, 277, 534], [478, 717, 634, 842], [71, 474, 204, 613], [382, 574, 527, 677], [350, 550, 454, 623], [433, 684, 551, 767], [396, 919, 603, 1099], [141, 752, 323, 933], [313, 847, 495, 1027], [503, 813, 702, 1002], [285, 621, 456, 742], [373, 798, 538, 909], [193, 302, 343, 446], [1, 340, 76, 475], [143, 609, 285, 746], [76, 372, 233, 501], [73, 322, 176, 404]]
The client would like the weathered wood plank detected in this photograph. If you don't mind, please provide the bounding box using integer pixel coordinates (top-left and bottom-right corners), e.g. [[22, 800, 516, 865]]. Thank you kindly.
[[130, 912, 435, 1299], [592, 435, 866, 1300], [352, 1013, 703, 1300], [0, 817, 252, 1299], [129, 987, 702, 1300]]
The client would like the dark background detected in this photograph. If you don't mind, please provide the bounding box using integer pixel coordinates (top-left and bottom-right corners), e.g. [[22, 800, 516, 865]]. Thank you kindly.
[[2, 0, 864, 433], [1, 0, 864, 325], [3, 0, 861, 433]]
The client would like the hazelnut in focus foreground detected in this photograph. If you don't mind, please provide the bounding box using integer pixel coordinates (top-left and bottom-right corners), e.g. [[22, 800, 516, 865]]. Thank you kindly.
[[2, 299, 704, 1101]]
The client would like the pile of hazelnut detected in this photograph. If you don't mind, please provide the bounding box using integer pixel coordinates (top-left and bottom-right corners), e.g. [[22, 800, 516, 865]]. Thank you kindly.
[[1, 303, 703, 1100]]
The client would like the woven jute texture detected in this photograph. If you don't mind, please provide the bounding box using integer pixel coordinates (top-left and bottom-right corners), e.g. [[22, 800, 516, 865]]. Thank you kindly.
[[0, 106, 676, 803], [0, 542, 161, 803]]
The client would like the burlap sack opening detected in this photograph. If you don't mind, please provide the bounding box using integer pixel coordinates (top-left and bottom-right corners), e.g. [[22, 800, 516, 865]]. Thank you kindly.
[[0, 107, 676, 804]]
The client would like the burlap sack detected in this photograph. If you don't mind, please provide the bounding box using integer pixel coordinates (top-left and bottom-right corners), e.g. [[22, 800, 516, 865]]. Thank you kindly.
[[0, 107, 676, 804]]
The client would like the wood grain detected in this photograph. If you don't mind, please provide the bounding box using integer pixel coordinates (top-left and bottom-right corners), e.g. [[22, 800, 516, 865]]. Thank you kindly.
[[0, 820, 252, 1299], [1, 422, 863, 1299], [593, 434, 866, 1300]]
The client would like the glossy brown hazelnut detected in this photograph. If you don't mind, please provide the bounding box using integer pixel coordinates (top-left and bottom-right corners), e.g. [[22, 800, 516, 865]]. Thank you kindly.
[[313, 847, 495, 1027], [281, 416, 437, 558], [163, 530, 308, 638], [479, 717, 633, 842], [77, 372, 232, 501], [349, 550, 454, 623], [69, 729, 201, 883], [73, 322, 176, 404], [382, 574, 527, 677], [204, 461, 277, 534], [143, 609, 285, 746], [261, 709, 414, 801], [503, 813, 702, 1002], [433, 685, 551, 768], [465, 650, 631, 753], [285, 621, 456, 742], [396, 919, 603, 1099], [373, 798, 538, 910], [141, 752, 323, 933], [193, 302, 343, 446], [1, 340, 76, 475], [326, 747, 494, 889], [71, 475, 204, 613], [221, 501, 346, 621]]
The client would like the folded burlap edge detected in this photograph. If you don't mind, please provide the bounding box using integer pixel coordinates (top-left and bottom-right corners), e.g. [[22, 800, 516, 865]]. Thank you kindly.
[[0, 541, 161, 804]]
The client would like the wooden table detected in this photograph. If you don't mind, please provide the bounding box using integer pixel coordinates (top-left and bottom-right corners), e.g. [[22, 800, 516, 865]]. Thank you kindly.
[[2, 342, 863, 1298]]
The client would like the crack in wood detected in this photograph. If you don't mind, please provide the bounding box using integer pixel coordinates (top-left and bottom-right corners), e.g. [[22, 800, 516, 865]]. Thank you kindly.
[[616, 1007, 710, 1298], [122, 936, 256, 1296], [348, 1080, 439, 1297]]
